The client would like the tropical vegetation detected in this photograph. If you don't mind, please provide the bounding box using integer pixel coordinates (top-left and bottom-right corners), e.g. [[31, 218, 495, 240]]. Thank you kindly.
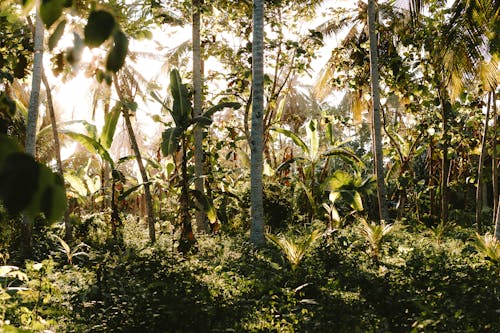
[[0, 0, 498, 332]]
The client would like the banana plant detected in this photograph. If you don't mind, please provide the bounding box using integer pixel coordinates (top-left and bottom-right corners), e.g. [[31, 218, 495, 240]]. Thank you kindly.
[[272, 118, 363, 222], [151, 69, 240, 253], [60, 105, 124, 240]]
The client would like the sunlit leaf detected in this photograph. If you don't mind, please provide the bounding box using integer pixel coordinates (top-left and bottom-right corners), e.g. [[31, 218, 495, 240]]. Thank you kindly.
[[100, 104, 121, 149], [271, 127, 309, 156], [48, 19, 66, 50], [190, 190, 217, 223]]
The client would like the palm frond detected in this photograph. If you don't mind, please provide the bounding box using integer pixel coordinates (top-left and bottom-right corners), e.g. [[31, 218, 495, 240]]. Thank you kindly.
[[474, 233, 500, 268], [266, 229, 323, 271]]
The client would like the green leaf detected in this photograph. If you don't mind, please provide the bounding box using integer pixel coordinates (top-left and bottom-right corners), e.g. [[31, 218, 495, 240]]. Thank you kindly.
[[48, 19, 66, 50], [40, 0, 65, 28], [351, 191, 363, 211], [324, 170, 353, 192], [190, 190, 217, 223], [25, 164, 66, 222], [106, 30, 128, 73], [306, 119, 319, 161], [65, 173, 87, 197], [161, 127, 183, 156], [100, 104, 121, 149], [169, 69, 192, 126], [271, 127, 309, 156], [0, 324, 33, 333], [0, 153, 39, 214], [194, 101, 241, 127], [84, 10, 115, 48], [61, 131, 114, 169], [118, 183, 143, 201]]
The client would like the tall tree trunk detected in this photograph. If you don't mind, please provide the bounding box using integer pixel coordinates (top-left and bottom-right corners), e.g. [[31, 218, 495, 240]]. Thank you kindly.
[[249, 0, 265, 246], [440, 91, 451, 223], [492, 91, 498, 226], [178, 137, 196, 253], [23, 8, 44, 258], [495, 195, 500, 241], [367, 0, 389, 222], [192, 0, 207, 233], [475, 92, 491, 230], [41, 70, 72, 241], [113, 74, 156, 243]]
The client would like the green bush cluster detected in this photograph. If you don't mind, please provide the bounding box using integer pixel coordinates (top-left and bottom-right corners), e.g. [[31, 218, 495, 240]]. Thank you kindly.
[[1, 217, 499, 332]]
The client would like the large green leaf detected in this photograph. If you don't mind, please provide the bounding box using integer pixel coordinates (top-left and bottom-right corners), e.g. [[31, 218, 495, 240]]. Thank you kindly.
[[169, 69, 192, 127], [106, 30, 128, 73], [161, 127, 183, 156], [0, 153, 39, 214], [203, 102, 241, 119], [271, 127, 309, 156], [84, 10, 115, 48], [65, 173, 87, 197], [323, 170, 353, 192], [48, 19, 66, 50], [193, 102, 241, 127], [0, 152, 66, 222], [100, 104, 121, 149], [61, 131, 114, 168], [40, 0, 65, 28], [322, 148, 363, 166], [190, 190, 217, 223]]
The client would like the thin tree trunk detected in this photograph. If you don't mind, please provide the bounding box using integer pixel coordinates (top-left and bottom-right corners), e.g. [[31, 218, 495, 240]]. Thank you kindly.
[[440, 92, 451, 223], [492, 91, 498, 225], [249, 0, 265, 246], [41, 70, 72, 241], [178, 137, 196, 253], [475, 92, 491, 229], [367, 0, 389, 222], [494, 197, 500, 241], [23, 8, 44, 258], [113, 74, 156, 243], [192, 0, 207, 233]]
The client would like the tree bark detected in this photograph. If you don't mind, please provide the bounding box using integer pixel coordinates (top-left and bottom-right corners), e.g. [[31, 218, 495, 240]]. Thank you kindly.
[[41, 70, 72, 241], [492, 91, 498, 226], [249, 0, 266, 246], [192, 0, 208, 233], [440, 92, 451, 223], [22, 8, 44, 258], [495, 194, 500, 241], [475, 92, 491, 230], [367, 0, 389, 222], [113, 74, 156, 243]]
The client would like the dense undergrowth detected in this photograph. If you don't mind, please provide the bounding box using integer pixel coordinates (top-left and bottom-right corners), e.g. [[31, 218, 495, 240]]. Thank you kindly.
[[1, 214, 499, 333]]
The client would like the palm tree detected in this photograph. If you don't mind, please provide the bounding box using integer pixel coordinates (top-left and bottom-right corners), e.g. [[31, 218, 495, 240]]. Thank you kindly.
[[113, 73, 156, 243], [249, 0, 265, 246], [367, 0, 390, 222], [22, 6, 44, 257], [192, 0, 207, 233], [41, 70, 72, 241]]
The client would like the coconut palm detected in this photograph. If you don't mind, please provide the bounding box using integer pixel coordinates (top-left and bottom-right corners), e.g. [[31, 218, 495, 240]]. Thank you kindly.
[[250, 0, 265, 246], [22, 5, 44, 258], [192, 0, 207, 233]]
